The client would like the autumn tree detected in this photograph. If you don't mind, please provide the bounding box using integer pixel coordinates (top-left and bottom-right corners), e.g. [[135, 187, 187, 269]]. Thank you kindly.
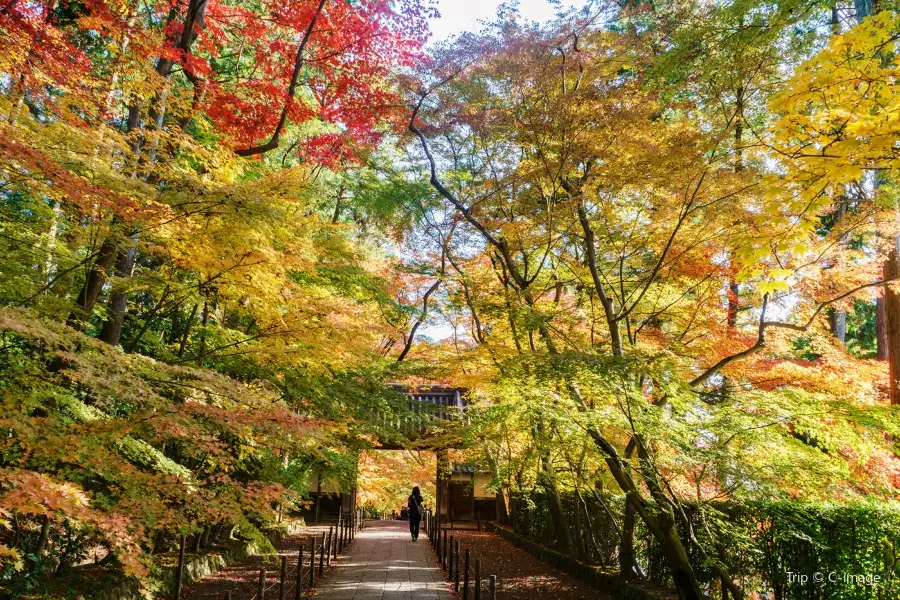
[[0, 0, 437, 592], [407, 4, 898, 598]]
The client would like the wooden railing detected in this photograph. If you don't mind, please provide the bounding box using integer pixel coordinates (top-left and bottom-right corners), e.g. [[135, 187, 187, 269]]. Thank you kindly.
[[370, 386, 470, 440], [173, 510, 363, 600], [423, 510, 497, 600]]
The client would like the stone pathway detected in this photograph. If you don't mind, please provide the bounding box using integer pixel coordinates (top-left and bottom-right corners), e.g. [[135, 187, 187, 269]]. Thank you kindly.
[[313, 520, 452, 600]]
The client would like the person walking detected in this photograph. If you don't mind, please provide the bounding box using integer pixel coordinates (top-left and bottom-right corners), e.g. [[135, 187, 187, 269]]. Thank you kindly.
[[408, 486, 423, 541]]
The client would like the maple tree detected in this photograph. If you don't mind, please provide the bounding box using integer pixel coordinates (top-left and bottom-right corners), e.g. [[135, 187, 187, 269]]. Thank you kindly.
[[0, 0, 436, 595], [403, 3, 900, 599], [0, 0, 899, 599]]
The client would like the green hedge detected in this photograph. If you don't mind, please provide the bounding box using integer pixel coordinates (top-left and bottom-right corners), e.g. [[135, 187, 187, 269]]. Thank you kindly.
[[509, 492, 900, 599]]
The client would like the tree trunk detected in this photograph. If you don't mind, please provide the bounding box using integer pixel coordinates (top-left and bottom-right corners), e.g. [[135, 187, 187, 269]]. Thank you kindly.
[[315, 474, 322, 525], [577, 203, 623, 356], [99, 232, 140, 346], [620, 439, 638, 579], [854, 0, 876, 18], [535, 419, 572, 554], [102, 0, 207, 330], [178, 303, 199, 356], [12, 512, 20, 549], [877, 296, 888, 360], [727, 84, 743, 332], [496, 486, 509, 524], [655, 523, 704, 600], [43, 200, 61, 279], [620, 494, 637, 579], [726, 278, 739, 328], [198, 300, 209, 359], [885, 251, 900, 404], [829, 309, 847, 343], [67, 236, 119, 330], [855, 0, 892, 379], [575, 399, 707, 600], [540, 451, 572, 554], [126, 285, 171, 351], [484, 450, 510, 524], [31, 514, 50, 569]]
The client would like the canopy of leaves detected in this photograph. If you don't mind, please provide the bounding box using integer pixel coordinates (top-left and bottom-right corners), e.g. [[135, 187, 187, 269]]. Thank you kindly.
[[1, 0, 900, 598]]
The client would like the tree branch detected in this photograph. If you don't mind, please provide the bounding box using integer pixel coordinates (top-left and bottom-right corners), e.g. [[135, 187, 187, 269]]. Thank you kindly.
[[690, 276, 899, 387], [397, 278, 442, 362], [690, 293, 769, 388], [235, 0, 327, 157]]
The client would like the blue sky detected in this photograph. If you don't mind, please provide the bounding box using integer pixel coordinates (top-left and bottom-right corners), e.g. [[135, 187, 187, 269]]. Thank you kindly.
[[428, 0, 584, 42]]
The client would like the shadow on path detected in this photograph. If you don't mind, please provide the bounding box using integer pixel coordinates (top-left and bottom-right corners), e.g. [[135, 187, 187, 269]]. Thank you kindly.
[[313, 520, 452, 600]]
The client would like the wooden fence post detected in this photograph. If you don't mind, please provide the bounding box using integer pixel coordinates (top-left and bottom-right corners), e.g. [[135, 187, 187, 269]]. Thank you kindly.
[[448, 535, 454, 578], [463, 548, 470, 600], [174, 534, 187, 600], [327, 527, 333, 566], [258, 566, 266, 600], [337, 518, 342, 553], [308, 540, 315, 588], [294, 546, 303, 600], [454, 540, 460, 592], [337, 514, 343, 553], [279, 556, 287, 600], [223, 590, 232, 600], [442, 530, 447, 567], [475, 559, 481, 600], [319, 534, 325, 575], [489, 575, 496, 600]]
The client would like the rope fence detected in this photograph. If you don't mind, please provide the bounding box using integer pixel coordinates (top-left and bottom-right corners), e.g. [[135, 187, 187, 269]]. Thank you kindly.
[[174, 509, 363, 600], [424, 510, 497, 600]]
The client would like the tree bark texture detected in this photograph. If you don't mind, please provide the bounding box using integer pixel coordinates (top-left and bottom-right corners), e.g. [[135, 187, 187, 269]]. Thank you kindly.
[[67, 236, 119, 330], [99, 232, 140, 346], [884, 252, 900, 404]]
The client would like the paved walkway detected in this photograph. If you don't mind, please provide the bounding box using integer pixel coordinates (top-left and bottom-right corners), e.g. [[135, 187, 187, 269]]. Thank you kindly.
[[314, 520, 452, 600]]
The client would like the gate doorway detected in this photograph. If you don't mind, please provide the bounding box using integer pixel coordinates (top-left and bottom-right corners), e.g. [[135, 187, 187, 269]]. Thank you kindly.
[[357, 450, 437, 519], [304, 385, 501, 529]]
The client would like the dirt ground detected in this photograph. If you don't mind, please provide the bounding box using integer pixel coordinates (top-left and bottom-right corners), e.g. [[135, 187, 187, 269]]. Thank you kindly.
[[178, 524, 337, 600], [440, 530, 613, 600]]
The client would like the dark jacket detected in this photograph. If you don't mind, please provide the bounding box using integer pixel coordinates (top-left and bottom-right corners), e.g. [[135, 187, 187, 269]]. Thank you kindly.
[[408, 494, 423, 520]]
